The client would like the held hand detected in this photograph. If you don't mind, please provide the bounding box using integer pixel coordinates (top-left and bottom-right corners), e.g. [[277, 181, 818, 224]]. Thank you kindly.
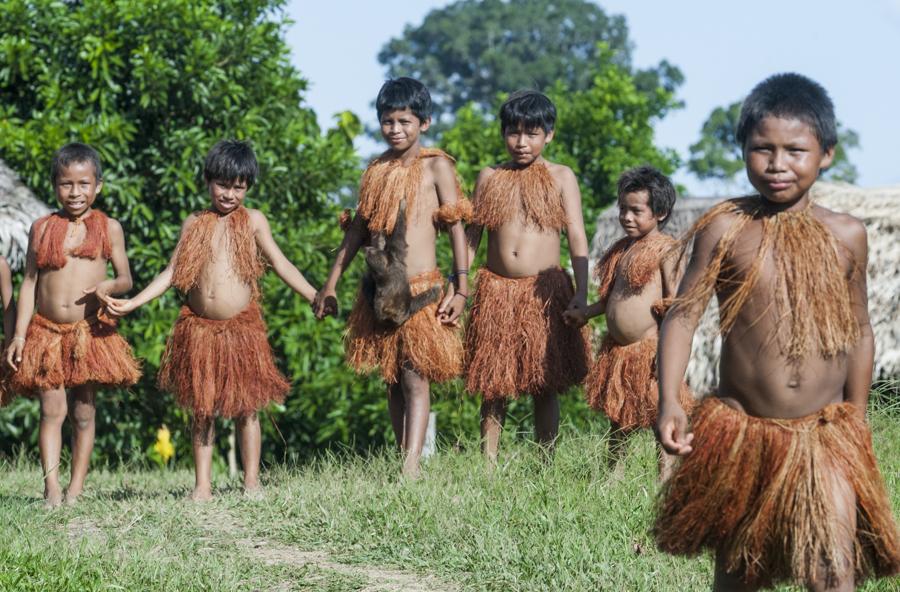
[[83, 280, 113, 302], [437, 281, 455, 316], [656, 403, 694, 456], [104, 297, 138, 318], [312, 287, 338, 320], [6, 339, 24, 371], [563, 295, 588, 327], [439, 293, 467, 326]]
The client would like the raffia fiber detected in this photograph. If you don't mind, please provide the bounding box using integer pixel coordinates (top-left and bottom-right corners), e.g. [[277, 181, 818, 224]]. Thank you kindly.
[[357, 148, 460, 234], [594, 233, 677, 307], [654, 397, 900, 588], [472, 162, 567, 231], [34, 210, 111, 270], [585, 335, 693, 430], [0, 363, 11, 406], [345, 269, 462, 384], [433, 196, 473, 227], [673, 198, 859, 361], [465, 267, 589, 399], [158, 301, 289, 418], [10, 312, 140, 393], [170, 206, 264, 297]]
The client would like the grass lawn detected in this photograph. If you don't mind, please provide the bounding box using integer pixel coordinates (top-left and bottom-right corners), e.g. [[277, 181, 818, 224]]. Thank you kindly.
[[1, 410, 898, 591]]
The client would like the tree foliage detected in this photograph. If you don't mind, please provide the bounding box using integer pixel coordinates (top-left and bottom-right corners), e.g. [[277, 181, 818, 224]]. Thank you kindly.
[[378, 0, 682, 122], [687, 100, 861, 185]]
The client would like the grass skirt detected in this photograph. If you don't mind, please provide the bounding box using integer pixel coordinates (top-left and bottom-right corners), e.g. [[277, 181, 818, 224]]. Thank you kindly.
[[465, 267, 589, 400], [585, 335, 693, 430], [159, 301, 289, 418], [10, 312, 140, 393], [654, 397, 900, 588], [345, 269, 463, 384], [0, 362, 11, 406]]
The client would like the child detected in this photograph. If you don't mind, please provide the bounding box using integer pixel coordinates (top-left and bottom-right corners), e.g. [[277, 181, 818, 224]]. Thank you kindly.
[[465, 90, 590, 462], [654, 73, 899, 590], [106, 140, 317, 500], [0, 255, 15, 406], [5, 143, 141, 507], [564, 166, 693, 479], [312, 77, 470, 478]]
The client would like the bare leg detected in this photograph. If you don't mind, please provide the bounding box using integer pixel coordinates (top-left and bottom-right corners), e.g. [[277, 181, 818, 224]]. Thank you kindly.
[[236, 414, 262, 494], [387, 381, 406, 450], [533, 393, 560, 457], [38, 388, 67, 508], [399, 365, 430, 479], [480, 398, 507, 466], [190, 416, 215, 501], [808, 466, 856, 592], [657, 442, 677, 483], [607, 422, 630, 478], [65, 385, 96, 504], [713, 551, 759, 592]]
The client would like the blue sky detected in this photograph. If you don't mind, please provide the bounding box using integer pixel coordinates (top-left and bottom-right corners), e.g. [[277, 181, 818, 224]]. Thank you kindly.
[[285, 0, 900, 195]]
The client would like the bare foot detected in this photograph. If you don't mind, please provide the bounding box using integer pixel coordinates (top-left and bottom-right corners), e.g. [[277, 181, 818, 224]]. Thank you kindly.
[[44, 486, 63, 509], [242, 485, 265, 500], [63, 490, 81, 506], [402, 456, 422, 480], [188, 487, 213, 502]]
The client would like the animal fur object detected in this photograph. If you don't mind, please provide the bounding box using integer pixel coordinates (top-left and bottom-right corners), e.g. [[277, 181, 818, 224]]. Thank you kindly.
[[363, 200, 441, 327]]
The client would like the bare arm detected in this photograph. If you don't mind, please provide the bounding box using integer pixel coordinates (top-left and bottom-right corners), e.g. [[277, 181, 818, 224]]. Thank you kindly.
[[0, 257, 14, 345], [839, 219, 874, 411], [6, 225, 39, 369], [312, 212, 370, 319], [464, 167, 493, 269], [432, 157, 469, 324], [559, 167, 589, 305], [84, 219, 133, 300], [656, 217, 726, 455], [251, 210, 317, 303]]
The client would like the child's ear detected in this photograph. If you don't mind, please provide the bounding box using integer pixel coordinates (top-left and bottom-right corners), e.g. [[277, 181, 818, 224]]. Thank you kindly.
[[819, 145, 836, 171], [420, 117, 432, 133], [545, 129, 555, 144]]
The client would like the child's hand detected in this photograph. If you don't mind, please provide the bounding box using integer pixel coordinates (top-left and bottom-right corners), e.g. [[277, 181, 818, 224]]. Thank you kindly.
[[563, 307, 588, 328], [438, 285, 466, 326], [656, 403, 694, 456], [83, 280, 114, 302], [312, 287, 338, 319], [5, 338, 24, 371], [104, 297, 138, 318]]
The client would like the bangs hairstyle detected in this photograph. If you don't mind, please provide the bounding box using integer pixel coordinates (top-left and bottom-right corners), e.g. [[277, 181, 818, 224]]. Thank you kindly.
[[736, 73, 837, 151], [375, 77, 432, 122], [203, 139, 259, 188], [499, 90, 556, 135], [51, 142, 102, 184], [617, 165, 677, 229]]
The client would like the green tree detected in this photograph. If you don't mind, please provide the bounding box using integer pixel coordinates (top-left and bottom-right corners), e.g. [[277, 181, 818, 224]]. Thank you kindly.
[[0, 0, 399, 463], [688, 100, 860, 185], [378, 0, 682, 122]]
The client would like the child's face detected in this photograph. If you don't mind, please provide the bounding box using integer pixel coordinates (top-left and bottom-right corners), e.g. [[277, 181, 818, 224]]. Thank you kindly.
[[503, 124, 553, 166], [380, 108, 429, 152], [54, 160, 102, 218], [208, 178, 248, 214], [744, 115, 834, 206], [618, 190, 663, 238]]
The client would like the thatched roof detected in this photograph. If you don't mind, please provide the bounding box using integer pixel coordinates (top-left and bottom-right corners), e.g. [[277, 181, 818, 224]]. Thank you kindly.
[[0, 159, 50, 270], [589, 181, 900, 393]]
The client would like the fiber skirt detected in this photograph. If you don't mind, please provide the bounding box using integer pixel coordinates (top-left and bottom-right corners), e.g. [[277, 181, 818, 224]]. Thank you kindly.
[[465, 267, 590, 400], [345, 269, 463, 384], [11, 312, 140, 393], [159, 301, 290, 418], [654, 397, 900, 588]]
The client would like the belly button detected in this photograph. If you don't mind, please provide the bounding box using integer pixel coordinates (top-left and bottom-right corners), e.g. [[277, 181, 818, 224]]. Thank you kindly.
[[512, 251, 518, 257]]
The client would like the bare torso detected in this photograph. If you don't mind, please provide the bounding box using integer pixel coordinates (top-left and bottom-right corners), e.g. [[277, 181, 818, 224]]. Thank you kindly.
[[397, 158, 440, 278], [605, 259, 662, 345], [483, 163, 566, 277], [36, 223, 108, 324], [185, 216, 254, 320], [716, 206, 855, 418]]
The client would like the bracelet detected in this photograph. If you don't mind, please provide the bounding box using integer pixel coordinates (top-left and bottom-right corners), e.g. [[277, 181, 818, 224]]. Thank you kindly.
[[453, 291, 470, 300], [454, 269, 469, 276]]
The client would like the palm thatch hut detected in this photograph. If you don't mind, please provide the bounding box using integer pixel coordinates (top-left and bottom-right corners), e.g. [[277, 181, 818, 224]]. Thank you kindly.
[[590, 181, 900, 394], [0, 159, 50, 271]]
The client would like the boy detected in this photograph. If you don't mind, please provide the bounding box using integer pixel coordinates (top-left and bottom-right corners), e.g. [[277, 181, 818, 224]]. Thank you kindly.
[[654, 73, 899, 590], [312, 77, 470, 479], [465, 90, 590, 462], [564, 166, 692, 479], [5, 143, 141, 507], [106, 140, 317, 500], [0, 255, 15, 406]]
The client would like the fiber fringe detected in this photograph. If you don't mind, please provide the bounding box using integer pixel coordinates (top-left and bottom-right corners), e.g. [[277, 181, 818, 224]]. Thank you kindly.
[[433, 197, 473, 227], [465, 267, 589, 399], [654, 397, 900, 588], [472, 162, 567, 231], [34, 210, 111, 270], [594, 233, 677, 307]]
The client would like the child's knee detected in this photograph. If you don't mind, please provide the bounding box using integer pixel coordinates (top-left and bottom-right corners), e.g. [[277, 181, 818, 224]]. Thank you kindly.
[[70, 403, 96, 429], [40, 396, 67, 422]]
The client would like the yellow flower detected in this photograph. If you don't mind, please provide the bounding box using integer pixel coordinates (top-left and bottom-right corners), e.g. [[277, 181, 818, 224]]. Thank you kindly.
[[153, 425, 174, 463]]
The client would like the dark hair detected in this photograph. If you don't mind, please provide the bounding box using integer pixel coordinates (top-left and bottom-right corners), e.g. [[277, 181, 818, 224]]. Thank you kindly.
[[617, 165, 677, 229], [51, 143, 102, 184], [736, 73, 837, 151], [203, 139, 259, 188], [375, 77, 432, 122], [499, 90, 556, 135]]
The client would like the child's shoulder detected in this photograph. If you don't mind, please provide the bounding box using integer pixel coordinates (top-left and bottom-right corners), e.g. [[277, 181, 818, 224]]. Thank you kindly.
[[813, 204, 867, 250]]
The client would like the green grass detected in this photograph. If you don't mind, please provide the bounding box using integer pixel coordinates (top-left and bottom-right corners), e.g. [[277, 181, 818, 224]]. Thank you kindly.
[[1, 411, 898, 591]]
